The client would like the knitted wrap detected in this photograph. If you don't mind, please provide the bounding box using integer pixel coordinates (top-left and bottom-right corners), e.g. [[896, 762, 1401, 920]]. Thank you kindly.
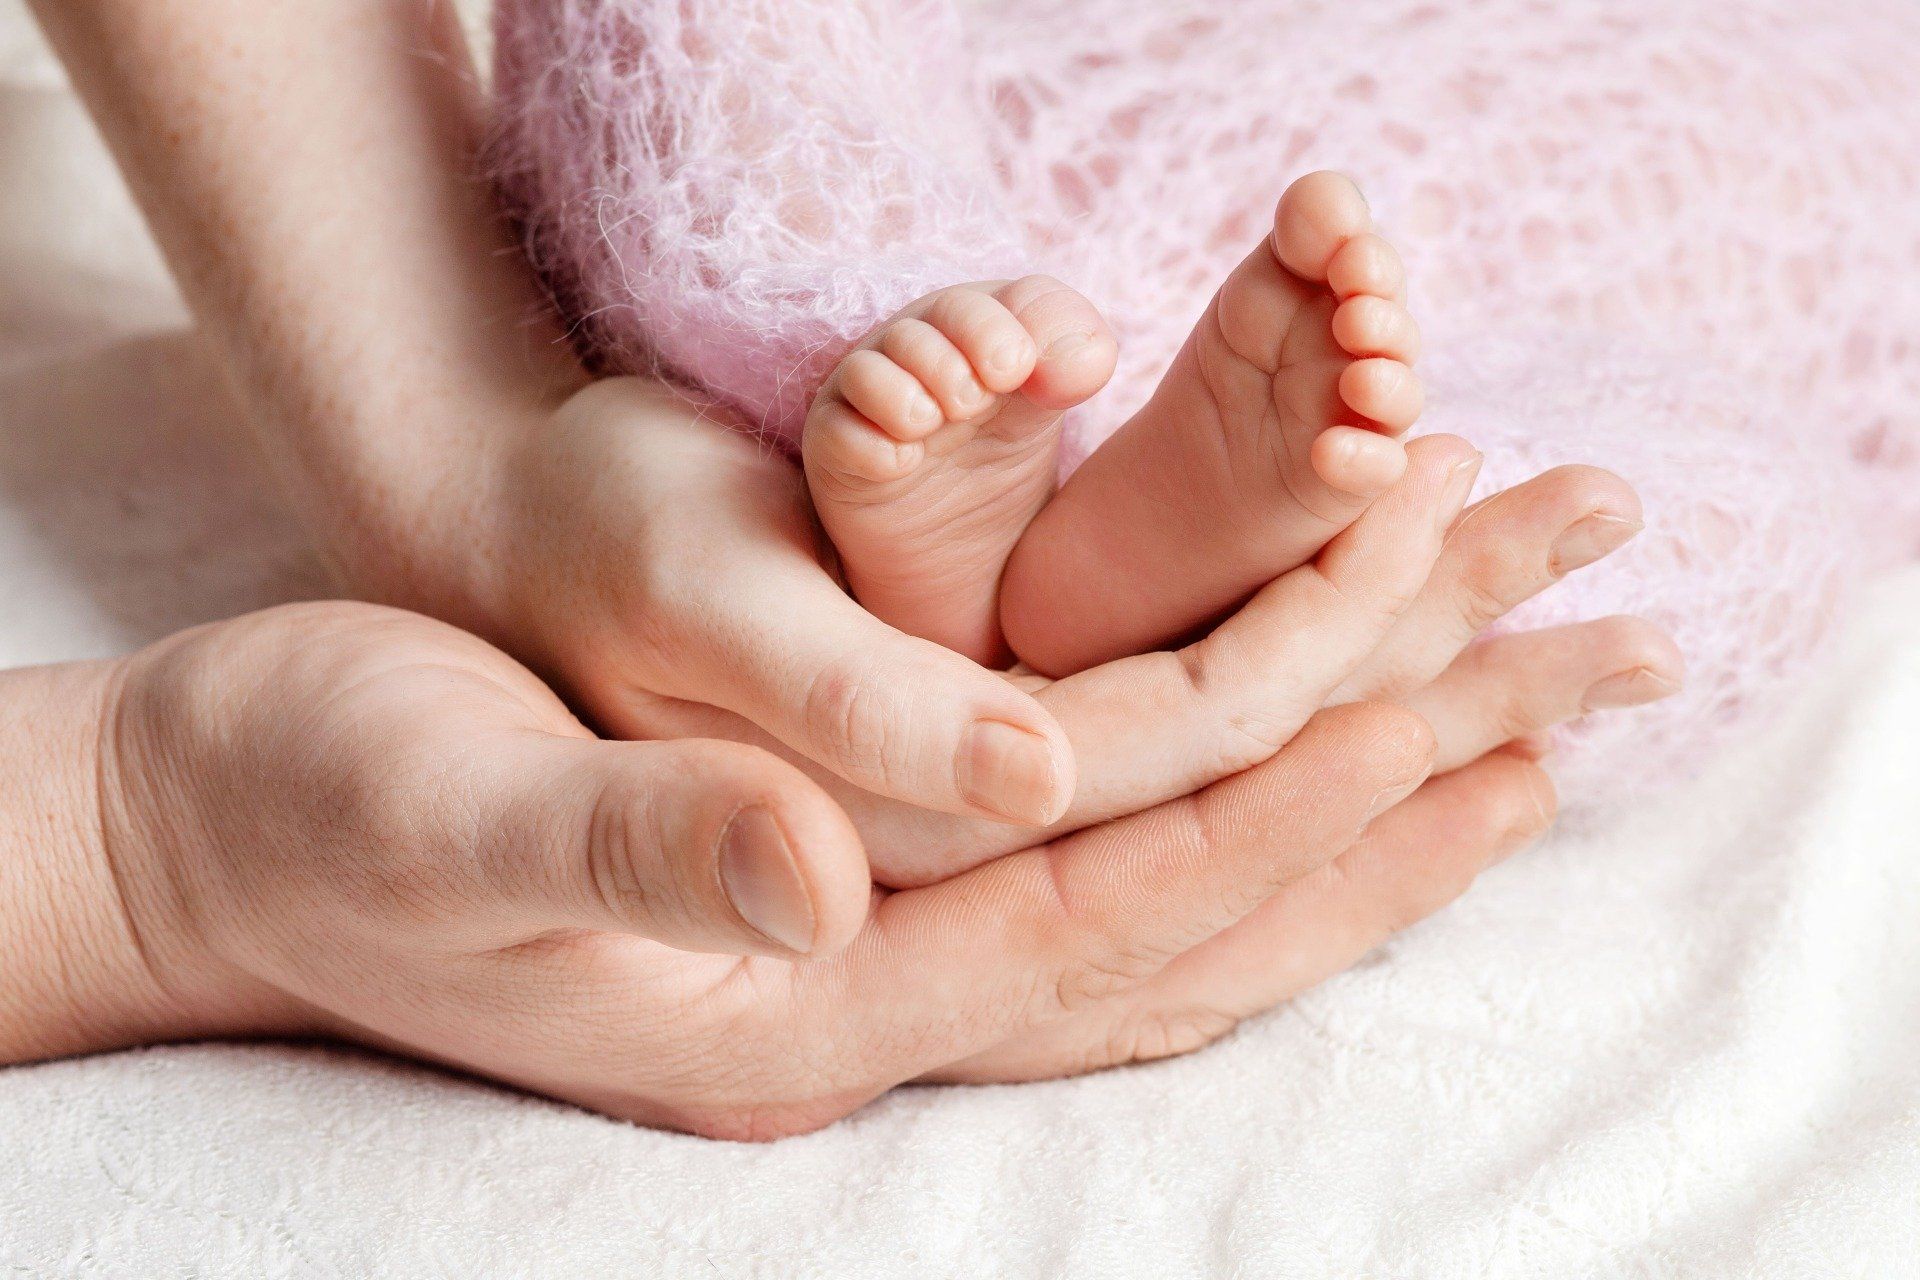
[[490, 0, 1920, 801]]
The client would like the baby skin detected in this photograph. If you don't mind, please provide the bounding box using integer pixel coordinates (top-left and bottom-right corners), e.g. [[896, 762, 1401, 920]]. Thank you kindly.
[[803, 172, 1422, 674]]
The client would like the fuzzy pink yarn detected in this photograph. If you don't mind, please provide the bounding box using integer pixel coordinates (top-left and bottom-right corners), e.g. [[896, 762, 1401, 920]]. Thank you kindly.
[[490, 0, 1029, 440], [489, 0, 1920, 802]]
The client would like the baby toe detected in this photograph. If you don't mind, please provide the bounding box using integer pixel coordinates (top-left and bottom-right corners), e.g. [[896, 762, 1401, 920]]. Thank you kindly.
[[1331, 295, 1421, 363], [921, 285, 1039, 394], [1311, 425, 1408, 499], [1327, 233, 1407, 303], [804, 399, 926, 487], [1339, 357, 1424, 433], [996, 274, 1118, 411], [837, 348, 945, 441], [881, 318, 995, 422], [1272, 171, 1373, 281]]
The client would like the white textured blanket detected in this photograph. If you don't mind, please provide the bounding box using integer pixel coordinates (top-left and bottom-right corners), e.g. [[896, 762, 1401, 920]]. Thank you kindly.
[[3, 9, 1918, 1276]]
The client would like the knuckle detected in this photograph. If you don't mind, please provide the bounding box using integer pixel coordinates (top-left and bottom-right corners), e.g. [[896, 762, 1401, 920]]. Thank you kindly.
[[1491, 684, 1551, 744], [1217, 708, 1306, 769], [1101, 1007, 1241, 1068], [1474, 761, 1549, 839], [1161, 788, 1228, 869], [1051, 943, 1160, 1014], [1522, 762, 1560, 828], [1446, 525, 1530, 609], [1453, 570, 1519, 633], [584, 779, 661, 923], [800, 655, 898, 786]]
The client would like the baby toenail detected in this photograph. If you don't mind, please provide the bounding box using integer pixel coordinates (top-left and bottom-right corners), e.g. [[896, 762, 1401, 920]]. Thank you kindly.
[[988, 341, 1030, 374], [1045, 333, 1092, 360], [910, 394, 941, 425], [1549, 512, 1643, 576], [1582, 667, 1682, 711]]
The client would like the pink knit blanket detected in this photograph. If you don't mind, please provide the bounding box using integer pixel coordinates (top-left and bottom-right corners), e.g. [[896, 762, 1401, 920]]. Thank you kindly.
[[490, 0, 1920, 800]]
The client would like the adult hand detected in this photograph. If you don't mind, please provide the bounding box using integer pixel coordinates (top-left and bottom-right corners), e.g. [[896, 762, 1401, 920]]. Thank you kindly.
[[69, 437, 1673, 1138], [73, 601, 1503, 1141]]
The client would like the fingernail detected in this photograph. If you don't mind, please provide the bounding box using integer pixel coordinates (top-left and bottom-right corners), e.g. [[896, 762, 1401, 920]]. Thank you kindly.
[[959, 720, 1061, 824], [1581, 666, 1682, 711], [1437, 453, 1482, 532], [1493, 772, 1557, 865], [1549, 512, 1643, 577], [718, 807, 817, 955]]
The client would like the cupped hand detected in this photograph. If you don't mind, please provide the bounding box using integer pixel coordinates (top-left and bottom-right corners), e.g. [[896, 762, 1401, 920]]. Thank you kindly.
[[93, 599, 1531, 1141], [94, 432, 1675, 1138], [481, 377, 1076, 828]]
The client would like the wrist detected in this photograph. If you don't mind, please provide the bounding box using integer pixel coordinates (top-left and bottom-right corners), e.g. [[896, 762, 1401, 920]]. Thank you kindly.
[[93, 634, 332, 1052], [0, 658, 244, 1062], [0, 648, 318, 1067], [288, 382, 572, 653]]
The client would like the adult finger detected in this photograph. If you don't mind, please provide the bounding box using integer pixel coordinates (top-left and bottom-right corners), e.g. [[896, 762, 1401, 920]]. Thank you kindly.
[[469, 733, 873, 958], [817, 701, 1437, 1076], [1405, 618, 1684, 772], [1339, 463, 1643, 701], [666, 568, 1078, 827], [1040, 435, 1478, 822], [936, 750, 1555, 1083]]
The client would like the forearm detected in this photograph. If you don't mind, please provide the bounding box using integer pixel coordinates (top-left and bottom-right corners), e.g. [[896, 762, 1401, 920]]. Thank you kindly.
[[0, 661, 175, 1062], [27, 0, 587, 625]]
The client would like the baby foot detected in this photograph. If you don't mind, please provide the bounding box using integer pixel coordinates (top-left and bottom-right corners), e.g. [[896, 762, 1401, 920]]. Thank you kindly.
[[1001, 171, 1424, 676], [803, 276, 1118, 665]]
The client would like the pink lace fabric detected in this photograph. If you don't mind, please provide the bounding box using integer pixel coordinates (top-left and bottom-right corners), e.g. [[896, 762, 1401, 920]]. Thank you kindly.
[[490, 0, 1920, 801]]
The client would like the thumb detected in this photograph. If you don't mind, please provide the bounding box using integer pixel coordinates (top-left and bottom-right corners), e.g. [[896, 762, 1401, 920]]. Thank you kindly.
[[477, 734, 873, 958], [646, 561, 1079, 828]]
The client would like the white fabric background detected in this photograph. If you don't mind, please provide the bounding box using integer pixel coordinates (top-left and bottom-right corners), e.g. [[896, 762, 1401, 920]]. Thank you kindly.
[[2, 6, 1918, 1276]]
